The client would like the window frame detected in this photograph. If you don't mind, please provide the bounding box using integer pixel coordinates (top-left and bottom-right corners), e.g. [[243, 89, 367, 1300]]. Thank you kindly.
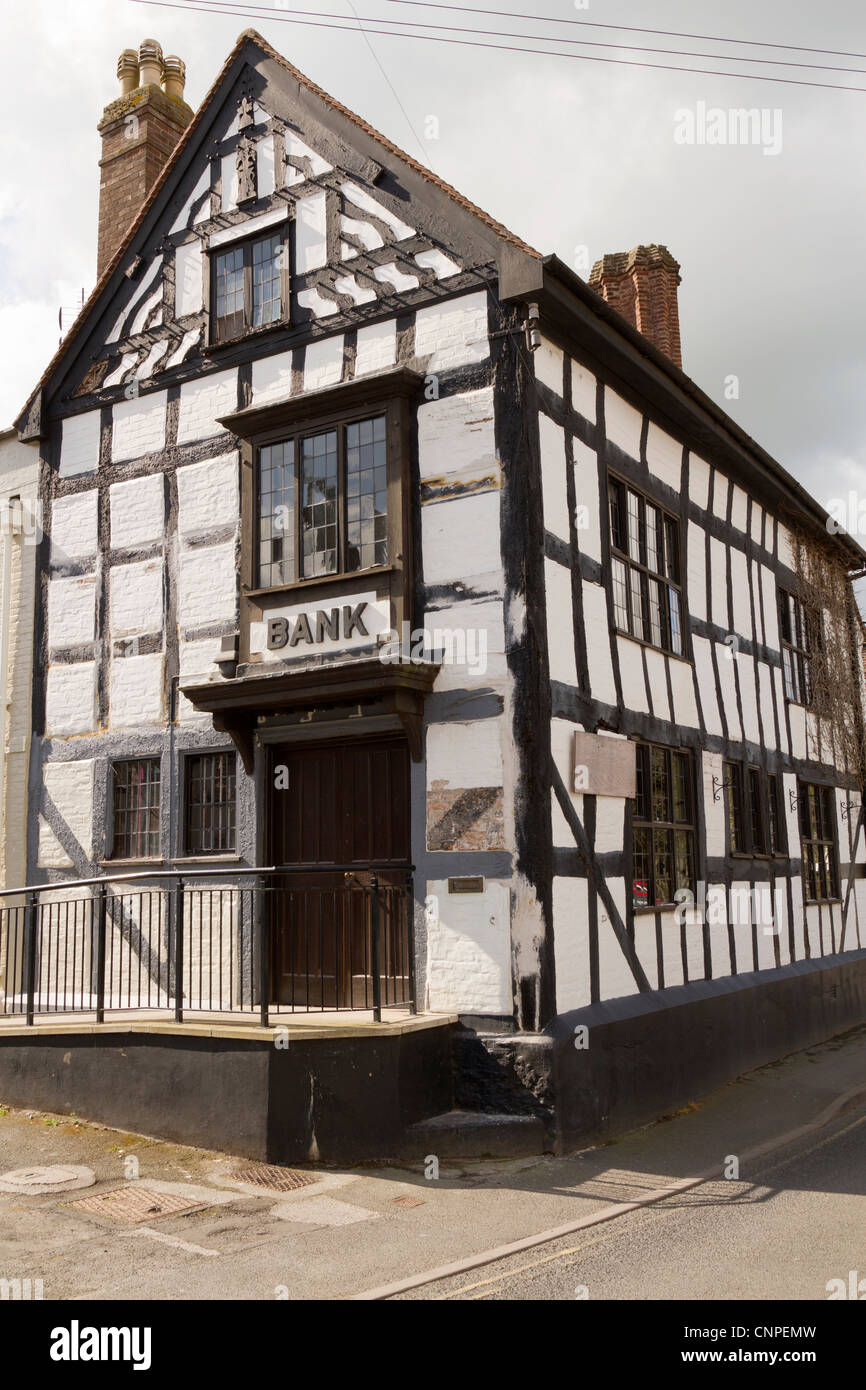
[[631, 740, 696, 910], [779, 588, 820, 707], [724, 760, 745, 855], [798, 780, 840, 903], [208, 226, 290, 345], [725, 762, 786, 858], [109, 758, 162, 862], [608, 474, 687, 659], [183, 750, 238, 858], [245, 395, 405, 598]]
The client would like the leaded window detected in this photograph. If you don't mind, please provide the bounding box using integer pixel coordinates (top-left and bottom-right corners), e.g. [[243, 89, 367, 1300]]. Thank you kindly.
[[213, 231, 285, 342], [799, 782, 838, 901], [256, 413, 388, 588], [779, 590, 819, 706], [111, 759, 161, 860], [632, 742, 695, 908], [185, 752, 236, 856], [608, 477, 684, 656]]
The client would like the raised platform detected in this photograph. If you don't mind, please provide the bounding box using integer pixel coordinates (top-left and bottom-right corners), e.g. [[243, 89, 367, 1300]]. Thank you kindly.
[[0, 1011, 459, 1164]]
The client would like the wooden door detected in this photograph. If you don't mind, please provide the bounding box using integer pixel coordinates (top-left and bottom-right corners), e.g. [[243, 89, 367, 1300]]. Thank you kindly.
[[267, 739, 410, 1007]]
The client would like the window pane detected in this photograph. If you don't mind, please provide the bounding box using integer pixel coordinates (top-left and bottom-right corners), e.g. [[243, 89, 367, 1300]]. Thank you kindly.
[[749, 769, 764, 853], [647, 578, 664, 649], [612, 558, 629, 630], [668, 587, 682, 655], [112, 760, 161, 859], [215, 246, 244, 340], [609, 481, 626, 552], [725, 763, 741, 852], [654, 828, 674, 905], [674, 829, 693, 895], [633, 826, 651, 908], [664, 517, 680, 583], [672, 752, 689, 823], [187, 753, 236, 855], [768, 775, 779, 854], [251, 233, 282, 326], [629, 567, 646, 641], [301, 430, 338, 577], [645, 505, 661, 574], [651, 746, 670, 822], [635, 744, 651, 821], [258, 440, 296, 586], [627, 490, 643, 563], [346, 415, 387, 572]]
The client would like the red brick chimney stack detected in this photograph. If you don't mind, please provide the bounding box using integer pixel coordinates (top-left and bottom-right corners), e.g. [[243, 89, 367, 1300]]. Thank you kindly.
[[589, 244, 683, 370], [96, 40, 193, 279]]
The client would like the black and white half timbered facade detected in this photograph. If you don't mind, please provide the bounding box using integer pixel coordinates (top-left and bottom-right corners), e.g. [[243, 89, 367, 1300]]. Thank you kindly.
[[6, 29, 866, 1158]]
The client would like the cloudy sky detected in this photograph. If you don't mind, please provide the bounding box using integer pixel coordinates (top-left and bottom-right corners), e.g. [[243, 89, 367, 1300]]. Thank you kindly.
[[1, 0, 863, 532]]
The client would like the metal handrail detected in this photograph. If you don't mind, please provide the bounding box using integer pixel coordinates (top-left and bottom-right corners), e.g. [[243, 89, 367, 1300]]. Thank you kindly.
[[0, 863, 417, 1023], [0, 862, 415, 899]]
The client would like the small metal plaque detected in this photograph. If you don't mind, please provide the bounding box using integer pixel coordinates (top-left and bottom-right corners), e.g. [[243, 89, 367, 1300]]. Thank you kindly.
[[448, 876, 484, 894]]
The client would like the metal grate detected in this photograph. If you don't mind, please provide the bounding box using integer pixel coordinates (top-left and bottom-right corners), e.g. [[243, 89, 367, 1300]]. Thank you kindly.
[[68, 1187, 204, 1223], [231, 1163, 321, 1192]]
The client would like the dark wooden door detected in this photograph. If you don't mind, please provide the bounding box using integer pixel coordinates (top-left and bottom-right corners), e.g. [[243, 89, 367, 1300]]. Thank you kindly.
[[268, 738, 410, 1007]]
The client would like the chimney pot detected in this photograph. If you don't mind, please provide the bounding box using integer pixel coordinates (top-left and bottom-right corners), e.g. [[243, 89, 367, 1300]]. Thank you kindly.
[[97, 40, 191, 279], [589, 244, 683, 369], [138, 38, 164, 88], [117, 50, 139, 96], [162, 55, 187, 102]]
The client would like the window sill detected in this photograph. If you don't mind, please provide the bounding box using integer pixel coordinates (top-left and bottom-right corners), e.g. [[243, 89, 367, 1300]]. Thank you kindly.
[[613, 627, 692, 667], [172, 855, 243, 865], [207, 319, 291, 354], [245, 564, 394, 599], [100, 858, 165, 870]]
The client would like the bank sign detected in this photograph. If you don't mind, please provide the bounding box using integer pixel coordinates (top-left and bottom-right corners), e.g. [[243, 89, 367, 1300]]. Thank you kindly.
[[248, 591, 391, 660]]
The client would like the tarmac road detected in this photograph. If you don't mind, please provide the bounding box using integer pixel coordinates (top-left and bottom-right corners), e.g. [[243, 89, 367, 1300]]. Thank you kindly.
[[3, 1024, 866, 1302], [394, 1104, 866, 1300]]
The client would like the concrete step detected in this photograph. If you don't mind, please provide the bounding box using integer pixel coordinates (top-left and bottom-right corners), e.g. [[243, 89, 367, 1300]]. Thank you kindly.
[[400, 1108, 550, 1160]]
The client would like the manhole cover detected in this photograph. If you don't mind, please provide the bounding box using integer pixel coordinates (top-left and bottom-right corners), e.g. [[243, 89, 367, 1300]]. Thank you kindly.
[[232, 1163, 321, 1192], [391, 1195, 425, 1208], [67, 1187, 204, 1223], [0, 1165, 95, 1195]]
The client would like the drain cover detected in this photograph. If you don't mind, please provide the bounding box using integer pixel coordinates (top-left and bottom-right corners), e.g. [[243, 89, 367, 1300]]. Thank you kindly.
[[68, 1187, 204, 1223], [232, 1163, 321, 1192], [0, 1165, 95, 1195]]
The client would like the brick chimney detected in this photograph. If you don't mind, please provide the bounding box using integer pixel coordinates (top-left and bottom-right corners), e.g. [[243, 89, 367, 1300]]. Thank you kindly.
[[589, 244, 682, 370], [96, 41, 193, 278]]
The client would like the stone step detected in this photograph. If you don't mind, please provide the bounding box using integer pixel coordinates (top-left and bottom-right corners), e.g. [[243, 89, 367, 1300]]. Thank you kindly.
[[400, 1108, 549, 1160]]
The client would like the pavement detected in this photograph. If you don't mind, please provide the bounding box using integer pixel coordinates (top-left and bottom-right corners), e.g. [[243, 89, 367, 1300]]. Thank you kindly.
[[2, 1022, 866, 1301]]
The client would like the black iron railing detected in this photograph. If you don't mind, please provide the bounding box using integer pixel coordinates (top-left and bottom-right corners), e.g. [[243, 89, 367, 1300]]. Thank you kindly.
[[0, 866, 415, 1026]]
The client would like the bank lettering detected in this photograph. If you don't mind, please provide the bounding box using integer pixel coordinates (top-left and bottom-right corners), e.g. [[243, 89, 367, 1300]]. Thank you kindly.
[[268, 602, 369, 650]]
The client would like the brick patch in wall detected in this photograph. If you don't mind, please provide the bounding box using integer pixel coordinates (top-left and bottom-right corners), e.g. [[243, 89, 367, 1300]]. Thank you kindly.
[[427, 781, 505, 851]]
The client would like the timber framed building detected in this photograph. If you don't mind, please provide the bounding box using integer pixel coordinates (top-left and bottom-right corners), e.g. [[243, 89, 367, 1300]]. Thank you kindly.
[[3, 30, 866, 1159]]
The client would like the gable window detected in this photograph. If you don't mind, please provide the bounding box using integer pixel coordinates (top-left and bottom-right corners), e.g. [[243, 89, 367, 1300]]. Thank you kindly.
[[111, 759, 161, 860], [257, 413, 388, 588], [779, 589, 819, 706], [632, 742, 695, 908], [799, 782, 838, 901], [212, 230, 285, 343], [185, 752, 237, 856], [609, 477, 684, 656]]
